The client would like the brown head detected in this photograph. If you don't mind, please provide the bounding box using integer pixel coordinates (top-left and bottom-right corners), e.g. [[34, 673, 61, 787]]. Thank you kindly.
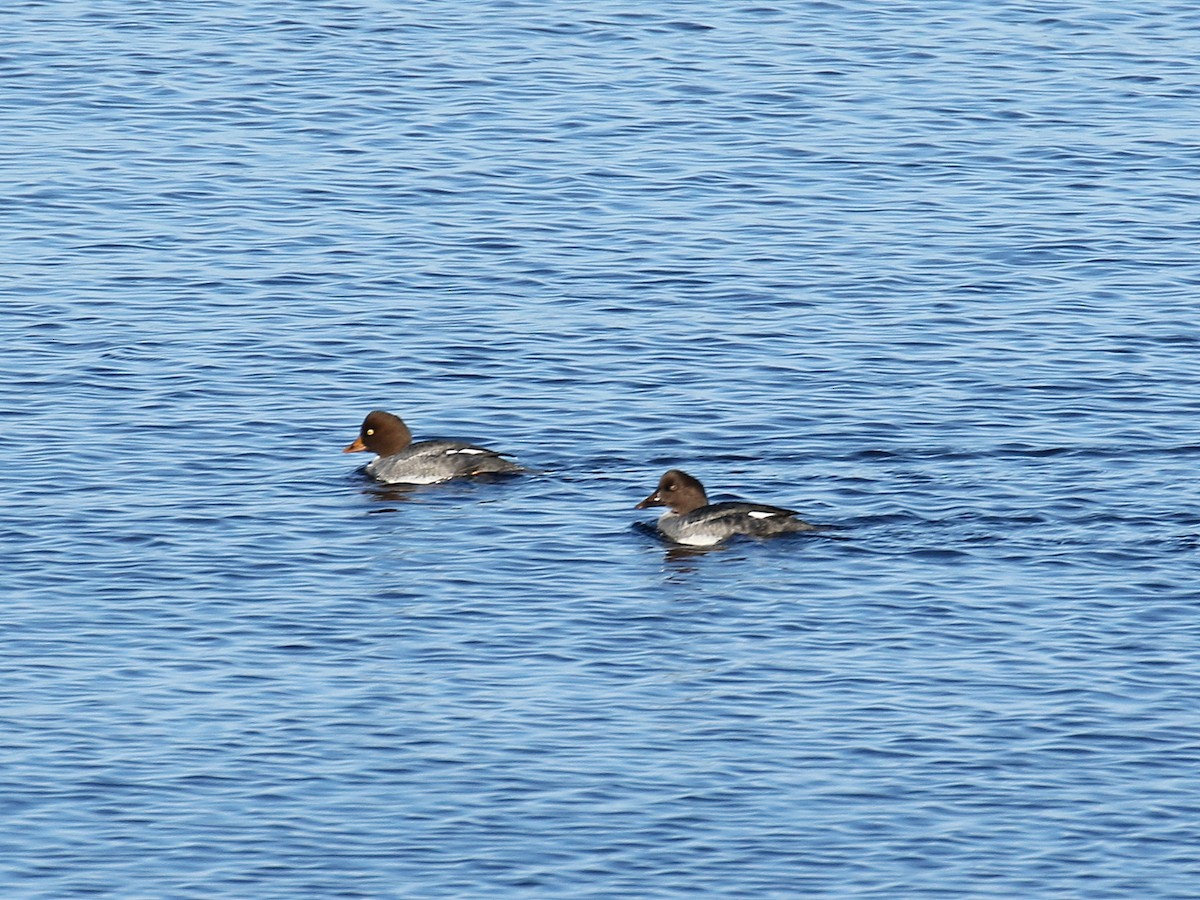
[[343, 410, 414, 456], [635, 469, 709, 514]]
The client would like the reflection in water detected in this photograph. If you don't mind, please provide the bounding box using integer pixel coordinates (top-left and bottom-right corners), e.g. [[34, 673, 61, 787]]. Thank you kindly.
[[633, 520, 727, 563], [662, 544, 725, 563], [357, 471, 526, 507], [633, 520, 844, 563], [362, 483, 423, 504]]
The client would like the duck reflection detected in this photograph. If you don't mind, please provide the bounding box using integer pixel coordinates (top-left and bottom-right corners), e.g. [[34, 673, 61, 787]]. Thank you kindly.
[[361, 482, 424, 505], [633, 520, 727, 566]]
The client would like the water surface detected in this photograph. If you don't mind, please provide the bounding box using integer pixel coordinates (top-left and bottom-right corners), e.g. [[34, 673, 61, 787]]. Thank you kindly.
[[4, 1, 1200, 897]]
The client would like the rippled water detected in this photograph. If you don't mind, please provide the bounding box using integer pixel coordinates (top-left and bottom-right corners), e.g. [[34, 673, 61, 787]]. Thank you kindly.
[[5, 1, 1200, 896]]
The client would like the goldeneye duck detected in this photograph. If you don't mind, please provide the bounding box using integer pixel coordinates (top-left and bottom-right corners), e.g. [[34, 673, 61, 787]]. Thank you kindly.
[[636, 468, 820, 546], [343, 410, 525, 485]]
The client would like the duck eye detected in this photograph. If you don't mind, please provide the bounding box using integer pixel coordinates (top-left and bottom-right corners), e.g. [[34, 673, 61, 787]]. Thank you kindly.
[[366, 428, 375, 436], [668, 484, 677, 491]]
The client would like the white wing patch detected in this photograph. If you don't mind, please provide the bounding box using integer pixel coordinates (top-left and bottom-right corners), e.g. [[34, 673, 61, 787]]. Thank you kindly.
[[444, 447, 487, 455], [748, 510, 780, 519]]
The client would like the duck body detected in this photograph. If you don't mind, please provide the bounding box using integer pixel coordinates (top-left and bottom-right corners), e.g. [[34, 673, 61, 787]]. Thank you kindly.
[[345, 410, 524, 485], [365, 439, 524, 484], [651, 500, 817, 546], [637, 469, 819, 546]]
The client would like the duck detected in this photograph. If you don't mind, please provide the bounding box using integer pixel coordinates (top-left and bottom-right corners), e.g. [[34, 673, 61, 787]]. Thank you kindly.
[[636, 469, 820, 546], [343, 410, 525, 484]]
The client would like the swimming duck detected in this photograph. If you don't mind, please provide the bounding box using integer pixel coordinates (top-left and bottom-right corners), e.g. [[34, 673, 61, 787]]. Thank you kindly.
[[343, 410, 524, 484], [636, 469, 820, 546]]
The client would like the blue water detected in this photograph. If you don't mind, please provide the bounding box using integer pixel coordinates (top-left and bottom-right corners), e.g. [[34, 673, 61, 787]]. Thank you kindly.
[[4, 1, 1200, 896]]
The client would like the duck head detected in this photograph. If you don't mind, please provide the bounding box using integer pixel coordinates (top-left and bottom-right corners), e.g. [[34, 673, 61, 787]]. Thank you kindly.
[[343, 410, 414, 456], [636, 469, 709, 514]]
